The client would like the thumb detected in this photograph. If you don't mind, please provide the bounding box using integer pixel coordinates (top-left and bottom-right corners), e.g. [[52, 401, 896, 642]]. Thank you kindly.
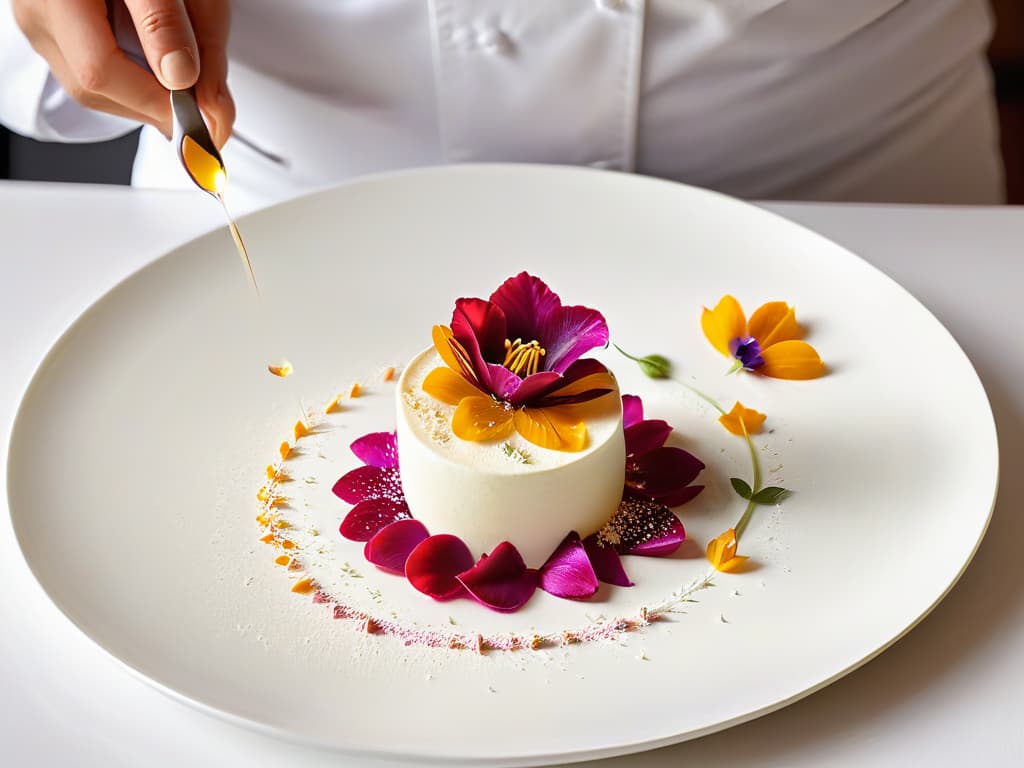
[[123, 0, 199, 90]]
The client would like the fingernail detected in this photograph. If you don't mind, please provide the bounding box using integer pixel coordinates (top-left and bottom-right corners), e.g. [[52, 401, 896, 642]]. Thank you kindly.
[[159, 48, 197, 90]]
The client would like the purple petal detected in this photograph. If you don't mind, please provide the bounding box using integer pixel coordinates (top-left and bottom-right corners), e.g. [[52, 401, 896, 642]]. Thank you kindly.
[[524, 358, 611, 408], [488, 273, 562, 347], [602, 497, 686, 556], [729, 336, 765, 371], [364, 519, 429, 573], [457, 542, 538, 612], [540, 303, 610, 374], [332, 465, 404, 505], [538, 532, 599, 599], [451, 298, 508, 364], [406, 534, 476, 600], [624, 420, 672, 457], [655, 484, 705, 508], [350, 431, 399, 468], [582, 534, 633, 586], [622, 394, 644, 428], [505, 371, 562, 408], [535, 387, 614, 408], [339, 498, 411, 541], [626, 446, 705, 505]]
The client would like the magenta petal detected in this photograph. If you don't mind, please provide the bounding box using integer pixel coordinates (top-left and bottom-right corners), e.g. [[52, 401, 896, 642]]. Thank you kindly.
[[516, 358, 610, 408], [626, 446, 705, 505], [488, 273, 562, 345], [607, 498, 686, 556], [339, 498, 411, 541], [541, 304, 611, 374], [657, 484, 705, 508], [350, 431, 399, 468], [624, 420, 672, 457], [405, 534, 476, 600], [582, 535, 633, 587], [332, 465, 404, 505], [451, 297, 508, 363], [457, 542, 538, 612], [538, 532, 599, 599], [505, 371, 561, 408], [622, 394, 644, 428], [364, 519, 429, 574]]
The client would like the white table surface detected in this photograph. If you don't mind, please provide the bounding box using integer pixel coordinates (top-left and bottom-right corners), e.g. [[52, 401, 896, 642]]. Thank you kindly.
[[1, 180, 1021, 767]]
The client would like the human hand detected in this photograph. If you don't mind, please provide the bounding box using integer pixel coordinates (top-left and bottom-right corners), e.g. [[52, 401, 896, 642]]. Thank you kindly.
[[12, 0, 234, 147]]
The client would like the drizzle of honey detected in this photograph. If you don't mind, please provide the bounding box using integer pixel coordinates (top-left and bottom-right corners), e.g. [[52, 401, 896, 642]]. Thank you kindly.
[[181, 135, 260, 296]]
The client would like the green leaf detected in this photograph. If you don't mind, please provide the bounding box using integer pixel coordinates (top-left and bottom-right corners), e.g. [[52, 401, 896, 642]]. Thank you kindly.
[[730, 477, 753, 500], [750, 486, 792, 505]]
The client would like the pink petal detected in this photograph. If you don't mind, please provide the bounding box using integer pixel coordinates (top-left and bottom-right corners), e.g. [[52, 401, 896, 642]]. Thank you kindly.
[[513, 358, 610, 408], [621, 394, 644, 428], [339, 498, 411, 541], [626, 446, 705, 506], [332, 465, 404, 505], [538, 532, 599, 599], [582, 534, 633, 586], [488, 272, 562, 344], [505, 371, 562, 408], [364, 519, 429, 574], [405, 534, 475, 600], [606, 498, 686, 556], [541, 304, 610, 374], [624, 420, 672, 457], [457, 542, 538, 612], [451, 297, 508, 363], [350, 431, 399, 468]]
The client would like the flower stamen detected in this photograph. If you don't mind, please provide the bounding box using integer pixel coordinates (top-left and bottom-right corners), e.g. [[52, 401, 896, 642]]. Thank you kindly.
[[503, 338, 546, 377]]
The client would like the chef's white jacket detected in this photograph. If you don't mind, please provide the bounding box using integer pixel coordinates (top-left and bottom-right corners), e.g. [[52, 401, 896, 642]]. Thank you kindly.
[[0, 0, 1006, 210]]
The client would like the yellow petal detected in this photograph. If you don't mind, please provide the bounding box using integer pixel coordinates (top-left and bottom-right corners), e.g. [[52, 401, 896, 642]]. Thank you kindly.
[[452, 396, 515, 442], [423, 366, 482, 405], [701, 295, 747, 357], [513, 406, 588, 452], [552, 371, 617, 398], [760, 340, 826, 380], [748, 302, 803, 347], [718, 402, 767, 436], [707, 528, 746, 571], [432, 324, 476, 378]]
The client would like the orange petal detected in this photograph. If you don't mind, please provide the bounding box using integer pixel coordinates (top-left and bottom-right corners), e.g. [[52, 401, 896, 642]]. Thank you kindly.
[[749, 302, 803, 347], [324, 394, 342, 414], [293, 419, 309, 440], [452, 396, 515, 442], [432, 324, 476, 378], [551, 371, 617, 399], [760, 340, 825, 380], [279, 441, 291, 460], [719, 402, 767, 436], [349, 382, 362, 398], [383, 366, 395, 382], [513, 406, 588, 452], [291, 577, 316, 594], [701, 295, 747, 357], [707, 528, 743, 571], [422, 366, 482, 406]]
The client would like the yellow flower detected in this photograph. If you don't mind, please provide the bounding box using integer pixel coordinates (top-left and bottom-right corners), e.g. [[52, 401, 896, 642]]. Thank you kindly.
[[706, 528, 749, 572], [718, 402, 767, 436], [701, 295, 825, 379]]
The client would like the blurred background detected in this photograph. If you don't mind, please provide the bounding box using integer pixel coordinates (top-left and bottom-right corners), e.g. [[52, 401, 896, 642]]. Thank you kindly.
[[2, 1, 1021, 203]]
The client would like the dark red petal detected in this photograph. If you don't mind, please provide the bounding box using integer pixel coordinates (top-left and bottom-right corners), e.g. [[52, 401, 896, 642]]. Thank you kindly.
[[405, 534, 476, 600], [624, 420, 672, 457], [339, 498, 411, 541], [521, 358, 611, 408], [656, 484, 705, 508], [488, 272, 562, 347], [602, 497, 686, 556], [626, 446, 705, 504], [364, 519, 429, 574], [582, 534, 633, 586], [538, 532, 599, 599], [350, 431, 399, 468], [457, 542, 538, 612], [451, 297, 508, 363], [622, 394, 644, 428], [450, 302, 523, 400], [505, 371, 561, 408], [332, 465, 404, 505]]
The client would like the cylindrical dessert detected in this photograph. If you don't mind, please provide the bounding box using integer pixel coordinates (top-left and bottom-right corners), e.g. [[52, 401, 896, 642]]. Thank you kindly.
[[396, 348, 625, 567]]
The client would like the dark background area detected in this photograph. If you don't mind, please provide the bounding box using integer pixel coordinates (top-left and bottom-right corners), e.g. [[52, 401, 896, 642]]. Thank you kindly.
[[2, 3, 1022, 202]]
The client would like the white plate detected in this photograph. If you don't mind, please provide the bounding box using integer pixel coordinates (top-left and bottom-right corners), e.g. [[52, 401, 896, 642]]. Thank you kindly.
[[6, 166, 997, 765]]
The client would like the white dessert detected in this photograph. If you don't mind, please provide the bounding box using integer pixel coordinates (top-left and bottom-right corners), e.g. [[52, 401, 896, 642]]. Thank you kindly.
[[396, 348, 625, 567]]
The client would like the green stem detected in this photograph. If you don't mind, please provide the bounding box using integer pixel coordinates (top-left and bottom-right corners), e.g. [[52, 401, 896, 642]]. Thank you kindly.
[[673, 379, 727, 416], [734, 422, 762, 540]]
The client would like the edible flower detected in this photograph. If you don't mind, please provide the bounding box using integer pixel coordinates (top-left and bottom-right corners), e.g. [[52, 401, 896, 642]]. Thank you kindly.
[[333, 393, 705, 612], [718, 402, 766, 436], [701, 295, 825, 379], [424, 273, 616, 451], [706, 528, 748, 572]]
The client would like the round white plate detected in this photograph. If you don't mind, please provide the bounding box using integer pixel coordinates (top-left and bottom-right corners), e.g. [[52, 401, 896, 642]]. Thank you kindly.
[[7, 166, 997, 765]]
